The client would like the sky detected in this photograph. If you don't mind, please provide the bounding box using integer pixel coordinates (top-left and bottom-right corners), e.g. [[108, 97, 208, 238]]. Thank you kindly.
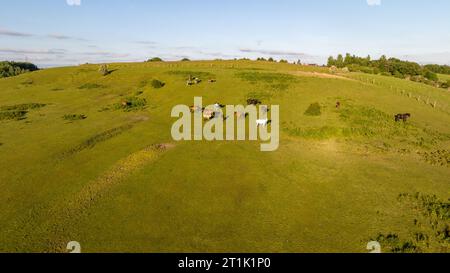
[[1, 0, 449, 67]]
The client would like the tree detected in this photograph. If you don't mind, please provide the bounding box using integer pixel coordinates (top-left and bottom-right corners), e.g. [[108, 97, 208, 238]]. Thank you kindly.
[[327, 56, 336, 67], [424, 64, 450, 75], [0, 61, 38, 78], [344, 53, 353, 66], [362, 55, 371, 66], [336, 54, 344, 68]]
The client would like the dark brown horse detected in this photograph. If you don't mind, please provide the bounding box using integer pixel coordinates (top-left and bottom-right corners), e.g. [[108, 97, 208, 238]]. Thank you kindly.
[[395, 113, 411, 122], [247, 99, 262, 105]]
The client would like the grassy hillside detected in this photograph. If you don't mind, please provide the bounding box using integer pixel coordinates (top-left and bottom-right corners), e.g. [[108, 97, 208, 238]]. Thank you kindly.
[[438, 73, 450, 82], [0, 60, 449, 253]]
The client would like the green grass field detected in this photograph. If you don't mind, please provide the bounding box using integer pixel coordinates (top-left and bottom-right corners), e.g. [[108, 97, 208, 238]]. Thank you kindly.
[[0, 60, 449, 253], [439, 73, 450, 82]]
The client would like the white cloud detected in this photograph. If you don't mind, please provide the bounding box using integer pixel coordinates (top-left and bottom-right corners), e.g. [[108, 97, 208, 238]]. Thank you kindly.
[[367, 0, 381, 6], [66, 0, 81, 6], [0, 28, 33, 37]]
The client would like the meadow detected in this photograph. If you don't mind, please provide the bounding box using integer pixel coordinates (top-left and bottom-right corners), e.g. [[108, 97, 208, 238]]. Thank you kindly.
[[438, 73, 450, 82], [0, 60, 448, 253]]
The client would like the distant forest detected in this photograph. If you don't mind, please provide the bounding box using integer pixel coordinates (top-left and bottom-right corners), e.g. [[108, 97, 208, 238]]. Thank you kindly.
[[327, 54, 450, 89], [0, 61, 39, 78]]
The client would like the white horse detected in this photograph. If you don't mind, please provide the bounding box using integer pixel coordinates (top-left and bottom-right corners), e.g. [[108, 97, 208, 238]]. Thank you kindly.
[[256, 119, 269, 127]]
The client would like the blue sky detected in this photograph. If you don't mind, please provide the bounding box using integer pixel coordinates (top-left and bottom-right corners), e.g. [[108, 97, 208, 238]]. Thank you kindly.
[[1, 0, 449, 67]]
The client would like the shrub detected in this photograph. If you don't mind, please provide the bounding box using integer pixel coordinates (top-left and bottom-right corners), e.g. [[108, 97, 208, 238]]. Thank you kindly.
[[150, 79, 165, 89], [0, 110, 28, 121], [424, 70, 438, 81], [0, 103, 46, 111], [304, 103, 322, 116], [181, 58, 190, 62], [440, 81, 449, 89], [361, 67, 375, 74], [147, 57, 163, 62], [63, 114, 87, 121], [115, 97, 147, 112], [393, 71, 405, 79]]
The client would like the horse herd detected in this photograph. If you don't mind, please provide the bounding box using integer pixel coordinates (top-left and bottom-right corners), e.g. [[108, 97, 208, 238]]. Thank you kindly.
[[189, 98, 271, 126], [192, 100, 411, 127]]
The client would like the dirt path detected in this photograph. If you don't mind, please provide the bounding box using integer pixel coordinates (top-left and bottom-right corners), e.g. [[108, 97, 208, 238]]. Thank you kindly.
[[288, 71, 354, 81]]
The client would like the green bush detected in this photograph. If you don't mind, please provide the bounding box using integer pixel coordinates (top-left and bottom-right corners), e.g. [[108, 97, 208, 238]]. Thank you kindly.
[[304, 103, 322, 116], [424, 70, 438, 81], [0, 111, 28, 121], [114, 97, 147, 112], [393, 71, 405, 79], [150, 79, 165, 89], [147, 57, 163, 62]]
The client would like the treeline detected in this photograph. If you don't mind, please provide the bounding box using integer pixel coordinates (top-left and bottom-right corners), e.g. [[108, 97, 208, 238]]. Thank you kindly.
[[256, 57, 289, 63], [424, 64, 450, 75], [327, 54, 450, 89], [0, 61, 39, 78]]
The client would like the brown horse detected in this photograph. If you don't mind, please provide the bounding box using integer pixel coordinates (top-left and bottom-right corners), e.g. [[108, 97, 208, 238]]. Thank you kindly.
[[395, 113, 411, 122], [247, 99, 262, 105]]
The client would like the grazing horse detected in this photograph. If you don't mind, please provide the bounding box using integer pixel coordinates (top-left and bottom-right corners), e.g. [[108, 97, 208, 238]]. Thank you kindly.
[[247, 99, 262, 105], [256, 119, 271, 127], [395, 113, 411, 122], [214, 103, 225, 110], [336, 101, 341, 109], [203, 109, 215, 120]]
